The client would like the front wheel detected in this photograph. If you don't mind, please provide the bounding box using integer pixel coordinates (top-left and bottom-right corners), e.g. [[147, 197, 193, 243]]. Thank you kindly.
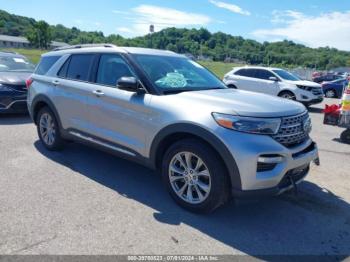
[[162, 139, 230, 213], [278, 91, 296, 100]]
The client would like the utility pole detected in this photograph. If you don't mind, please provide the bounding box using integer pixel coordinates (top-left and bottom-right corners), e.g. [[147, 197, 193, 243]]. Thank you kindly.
[[149, 25, 154, 48]]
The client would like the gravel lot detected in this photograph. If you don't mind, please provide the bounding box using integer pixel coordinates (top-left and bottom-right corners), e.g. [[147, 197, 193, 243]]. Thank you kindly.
[[0, 98, 349, 258]]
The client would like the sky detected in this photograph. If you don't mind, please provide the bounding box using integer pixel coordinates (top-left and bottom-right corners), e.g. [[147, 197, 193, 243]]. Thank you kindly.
[[1, 0, 350, 50]]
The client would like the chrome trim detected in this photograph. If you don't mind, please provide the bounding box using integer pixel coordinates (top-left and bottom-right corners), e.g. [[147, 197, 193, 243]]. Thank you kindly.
[[68, 131, 136, 157], [0, 100, 27, 110]]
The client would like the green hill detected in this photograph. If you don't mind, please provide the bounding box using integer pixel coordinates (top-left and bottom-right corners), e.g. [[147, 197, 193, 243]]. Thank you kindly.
[[1, 9, 350, 70]]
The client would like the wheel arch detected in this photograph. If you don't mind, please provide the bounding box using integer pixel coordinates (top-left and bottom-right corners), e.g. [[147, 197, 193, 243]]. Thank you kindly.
[[31, 95, 62, 129], [278, 89, 296, 97], [150, 123, 242, 191]]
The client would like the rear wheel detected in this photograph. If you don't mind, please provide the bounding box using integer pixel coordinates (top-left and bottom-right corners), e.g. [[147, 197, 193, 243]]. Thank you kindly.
[[278, 91, 296, 100], [36, 107, 64, 151], [325, 89, 337, 98], [162, 139, 230, 213]]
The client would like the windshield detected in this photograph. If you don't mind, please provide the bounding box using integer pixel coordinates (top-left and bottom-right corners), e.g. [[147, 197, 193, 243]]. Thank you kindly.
[[133, 54, 226, 93], [0, 56, 35, 72], [272, 69, 300, 81]]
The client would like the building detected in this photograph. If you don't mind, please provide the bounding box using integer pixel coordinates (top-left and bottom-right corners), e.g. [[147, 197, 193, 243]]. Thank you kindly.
[[0, 34, 67, 49]]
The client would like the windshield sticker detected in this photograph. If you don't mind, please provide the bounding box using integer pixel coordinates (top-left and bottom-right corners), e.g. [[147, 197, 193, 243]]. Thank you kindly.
[[155, 72, 187, 88], [13, 58, 27, 63]]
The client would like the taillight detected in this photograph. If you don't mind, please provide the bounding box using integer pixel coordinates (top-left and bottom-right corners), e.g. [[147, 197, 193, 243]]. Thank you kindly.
[[26, 78, 33, 89]]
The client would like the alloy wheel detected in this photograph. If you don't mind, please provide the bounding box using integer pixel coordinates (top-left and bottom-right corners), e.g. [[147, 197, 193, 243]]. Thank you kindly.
[[39, 113, 56, 146], [325, 90, 336, 98], [168, 152, 211, 204]]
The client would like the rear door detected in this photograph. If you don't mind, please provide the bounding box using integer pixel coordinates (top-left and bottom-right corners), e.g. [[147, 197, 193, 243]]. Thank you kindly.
[[86, 53, 152, 155], [253, 69, 279, 95], [53, 53, 97, 132], [233, 68, 258, 91]]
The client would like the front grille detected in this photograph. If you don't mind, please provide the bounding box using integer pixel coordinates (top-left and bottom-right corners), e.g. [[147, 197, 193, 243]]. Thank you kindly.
[[272, 111, 310, 147], [278, 164, 310, 189]]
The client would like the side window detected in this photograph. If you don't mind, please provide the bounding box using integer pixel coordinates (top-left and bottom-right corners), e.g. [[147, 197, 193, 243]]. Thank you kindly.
[[35, 56, 60, 75], [96, 54, 134, 86], [254, 69, 275, 80], [66, 54, 95, 81], [57, 57, 70, 78], [235, 69, 256, 78]]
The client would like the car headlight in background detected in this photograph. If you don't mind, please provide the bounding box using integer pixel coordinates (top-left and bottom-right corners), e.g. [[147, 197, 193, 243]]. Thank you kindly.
[[297, 85, 312, 91], [212, 113, 281, 135], [0, 83, 14, 92]]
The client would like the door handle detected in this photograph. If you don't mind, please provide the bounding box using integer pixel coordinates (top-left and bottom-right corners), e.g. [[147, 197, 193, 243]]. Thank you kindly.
[[52, 80, 60, 86], [93, 90, 105, 97]]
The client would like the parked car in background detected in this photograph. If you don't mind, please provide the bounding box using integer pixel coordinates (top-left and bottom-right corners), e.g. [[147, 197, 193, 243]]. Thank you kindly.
[[223, 66, 323, 106], [0, 51, 35, 113], [312, 73, 342, 84], [27, 45, 319, 213], [321, 78, 348, 98]]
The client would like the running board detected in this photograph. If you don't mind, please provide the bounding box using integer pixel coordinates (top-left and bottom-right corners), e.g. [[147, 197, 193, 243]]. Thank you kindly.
[[69, 131, 136, 157]]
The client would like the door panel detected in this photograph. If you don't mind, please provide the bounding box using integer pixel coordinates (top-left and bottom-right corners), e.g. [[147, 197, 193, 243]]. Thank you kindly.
[[86, 53, 152, 156], [87, 87, 152, 155]]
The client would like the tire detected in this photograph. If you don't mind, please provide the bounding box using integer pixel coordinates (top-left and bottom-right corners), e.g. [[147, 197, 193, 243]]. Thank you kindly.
[[161, 138, 230, 213], [227, 84, 237, 89], [325, 89, 337, 98], [278, 91, 296, 100], [36, 106, 64, 151], [340, 129, 350, 144]]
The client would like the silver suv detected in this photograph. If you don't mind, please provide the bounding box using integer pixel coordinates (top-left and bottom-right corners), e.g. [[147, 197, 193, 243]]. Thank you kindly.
[[27, 44, 319, 213]]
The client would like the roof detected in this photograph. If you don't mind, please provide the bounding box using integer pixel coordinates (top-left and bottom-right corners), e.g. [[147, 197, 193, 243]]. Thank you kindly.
[[44, 44, 181, 57], [0, 51, 25, 58], [0, 34, 29, 44], [233, 66, 282, 71]]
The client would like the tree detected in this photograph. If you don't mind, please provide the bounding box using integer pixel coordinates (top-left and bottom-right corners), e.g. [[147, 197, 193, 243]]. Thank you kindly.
[[26, 20, 52, 49]]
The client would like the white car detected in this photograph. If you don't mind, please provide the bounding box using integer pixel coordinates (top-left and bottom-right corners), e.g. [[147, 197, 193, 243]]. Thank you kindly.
[[223, 67, 324, 106]]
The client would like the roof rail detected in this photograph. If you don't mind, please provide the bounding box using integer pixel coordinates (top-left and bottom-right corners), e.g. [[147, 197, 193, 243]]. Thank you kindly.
[[53, 43, 117, 51]]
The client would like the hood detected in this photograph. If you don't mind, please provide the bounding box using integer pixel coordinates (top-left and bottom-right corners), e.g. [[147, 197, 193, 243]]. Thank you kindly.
[[285, 80, 321, 88], [175, 89, 306, 118], [0, 71, 32, 85]]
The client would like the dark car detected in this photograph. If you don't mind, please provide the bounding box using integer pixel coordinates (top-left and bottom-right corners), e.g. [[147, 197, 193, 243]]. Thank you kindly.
[[0, 51, 35, 113], [321, 78, 348, 98], [312, 74, 343, 84]]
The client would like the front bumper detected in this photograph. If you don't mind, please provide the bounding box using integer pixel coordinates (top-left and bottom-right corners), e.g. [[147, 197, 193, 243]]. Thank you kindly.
[[0, 92, 27, 113], [215, 128, 319, 197]]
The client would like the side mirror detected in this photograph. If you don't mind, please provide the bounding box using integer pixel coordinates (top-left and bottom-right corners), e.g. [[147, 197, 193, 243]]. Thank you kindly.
[[269, 76, 278, 82], [117, 77, 144, 93]]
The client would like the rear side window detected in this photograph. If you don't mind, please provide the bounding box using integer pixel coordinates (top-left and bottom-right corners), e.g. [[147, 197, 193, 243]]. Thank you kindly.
[[35, 56, 60, 75], [66, 54, 95, 81], [235, 69, 255, 77]]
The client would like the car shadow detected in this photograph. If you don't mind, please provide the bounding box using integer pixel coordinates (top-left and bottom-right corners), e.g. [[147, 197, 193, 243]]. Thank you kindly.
[[34, 141, 350, 259], [307, 107, 324, 114], [0, 113, 31, 125]]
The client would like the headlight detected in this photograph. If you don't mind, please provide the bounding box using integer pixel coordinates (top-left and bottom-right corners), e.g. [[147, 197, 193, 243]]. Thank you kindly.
[[0, 83, 14, 92], [297, 85, 312, 91], [212, 113, 281, 135]]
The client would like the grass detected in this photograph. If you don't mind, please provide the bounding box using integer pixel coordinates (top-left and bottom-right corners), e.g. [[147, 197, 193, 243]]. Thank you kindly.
[[0, 48, 241, 78], [0, 48, 45, 64], [198, 60, 241, 79]]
